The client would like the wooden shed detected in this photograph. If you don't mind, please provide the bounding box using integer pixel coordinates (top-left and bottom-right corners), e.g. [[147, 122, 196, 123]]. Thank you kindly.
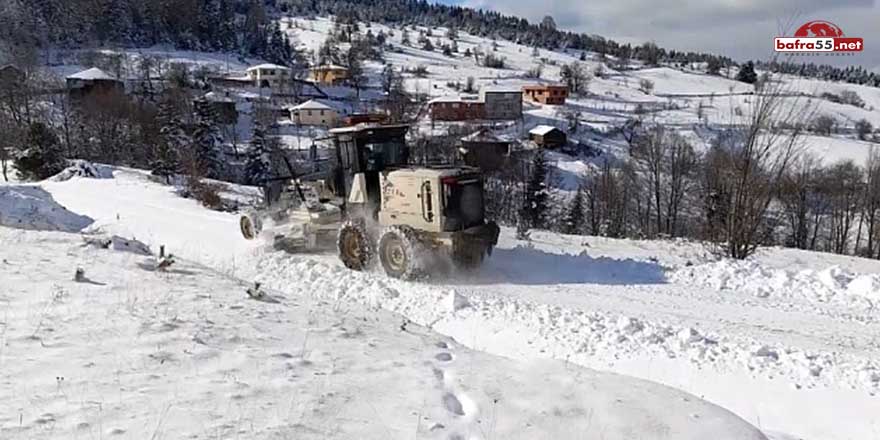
[[459, 128, 512, 172], [529, 125, 567, 149], [66, 68, 124, 101]]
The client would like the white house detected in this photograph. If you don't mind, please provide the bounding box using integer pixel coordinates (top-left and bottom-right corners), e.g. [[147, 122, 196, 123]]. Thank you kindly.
[[289, 100, 339, 127], [246, 63, 290, 88]]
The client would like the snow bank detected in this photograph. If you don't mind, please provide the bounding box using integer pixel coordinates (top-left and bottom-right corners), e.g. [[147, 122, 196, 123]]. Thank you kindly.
[[50, 160, 115, 182], [252, 253, 880, 396], [671, 259, 880, 304], [0, 186, 93, 232]]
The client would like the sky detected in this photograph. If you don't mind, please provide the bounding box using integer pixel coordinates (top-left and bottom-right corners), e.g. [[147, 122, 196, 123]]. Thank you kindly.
[[441, 0, 880, 71]]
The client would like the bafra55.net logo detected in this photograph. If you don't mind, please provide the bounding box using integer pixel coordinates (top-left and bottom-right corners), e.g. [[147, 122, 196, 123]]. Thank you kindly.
[[774, 21, 864, 53]]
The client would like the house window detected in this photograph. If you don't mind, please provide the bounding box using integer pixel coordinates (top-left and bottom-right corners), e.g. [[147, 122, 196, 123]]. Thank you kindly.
[[307, 110, 312, 116]]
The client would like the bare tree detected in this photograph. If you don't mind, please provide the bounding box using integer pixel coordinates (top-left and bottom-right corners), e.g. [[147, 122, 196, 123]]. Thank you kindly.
[[822, 160, 863, 254], [559, 62, 590, 95], [778, 155, 825, 250], [810, 114, 836, 136], [710, 76, 811, 259], [584, 159, 632, 237]]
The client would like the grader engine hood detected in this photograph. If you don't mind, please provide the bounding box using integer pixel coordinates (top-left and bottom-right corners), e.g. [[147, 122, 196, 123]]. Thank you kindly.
[[377, 167, 486, 233]]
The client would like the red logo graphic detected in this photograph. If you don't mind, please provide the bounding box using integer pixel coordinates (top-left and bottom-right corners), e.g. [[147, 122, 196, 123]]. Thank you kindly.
[[775, 20, 863, 53], [793, 21, 845, 38]]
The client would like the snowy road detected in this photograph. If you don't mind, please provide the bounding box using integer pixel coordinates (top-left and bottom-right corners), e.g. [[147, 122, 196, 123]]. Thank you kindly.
[[34, 169, 880, 440]]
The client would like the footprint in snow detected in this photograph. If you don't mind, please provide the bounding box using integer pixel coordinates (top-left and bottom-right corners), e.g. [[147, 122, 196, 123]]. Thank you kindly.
[[435, 352, 454, 362], [443, 393, 465, 416]]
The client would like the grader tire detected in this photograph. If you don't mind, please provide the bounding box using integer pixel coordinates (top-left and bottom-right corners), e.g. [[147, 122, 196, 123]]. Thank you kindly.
[[378, 226, 426, 280], [240, 212, 263, 240], [337, 220, 373, 271]]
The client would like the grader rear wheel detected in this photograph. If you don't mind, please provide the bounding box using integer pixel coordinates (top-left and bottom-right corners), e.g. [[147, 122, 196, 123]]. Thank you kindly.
[[337, 221, 373, 271]]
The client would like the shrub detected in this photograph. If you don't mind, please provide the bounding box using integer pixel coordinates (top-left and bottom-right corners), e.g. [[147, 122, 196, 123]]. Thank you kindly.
[[811, 115, 836, 136]]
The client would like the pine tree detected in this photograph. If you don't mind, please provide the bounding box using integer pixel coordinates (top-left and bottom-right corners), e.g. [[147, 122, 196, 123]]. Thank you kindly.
[[563, 180, 586, 234], [736, 61, 757, 84], [245, 123, 272, 187], [265, 22, 292, 65], [216, 0, 237, 52], [193, 101, 223, 179], [422, 37, 434, 51], [14, 122, 66, 181], [707, 57, 722, 75], [243, 0, 268, 57], [197, 0, 220, 50], [151, 96, 188, 181], [520, 151, 549, 231], [105, 0, 133, 44], [317, 36, 342, 65]]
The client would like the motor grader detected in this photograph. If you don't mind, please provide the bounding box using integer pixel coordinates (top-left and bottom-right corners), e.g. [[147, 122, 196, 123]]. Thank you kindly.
[[239, 124, 499, 280]]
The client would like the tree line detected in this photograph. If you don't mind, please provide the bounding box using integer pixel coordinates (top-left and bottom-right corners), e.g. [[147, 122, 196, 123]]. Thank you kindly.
[[475, 82, 880, 260], [1, 0, 294, 66], [282, 0, 880, 88]]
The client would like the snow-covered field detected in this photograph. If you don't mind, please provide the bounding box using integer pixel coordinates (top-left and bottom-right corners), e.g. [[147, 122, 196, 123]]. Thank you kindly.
[[2, 166, 879, 439], [1, 170, 772, 440]]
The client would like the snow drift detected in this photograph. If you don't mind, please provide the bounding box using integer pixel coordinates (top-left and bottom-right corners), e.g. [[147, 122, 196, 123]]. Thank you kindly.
[[0, 186, 93, 232], [671, 259, 880, 304]]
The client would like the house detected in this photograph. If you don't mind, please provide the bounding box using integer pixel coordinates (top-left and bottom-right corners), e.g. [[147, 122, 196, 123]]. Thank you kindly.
[[529, 125, 567, 148], [246, 63, 291, 88], [479, 87, 522, 120], [197, 92, 238, 125], [0, 65, 24, 87], [428, 95, 485, 121], [459, 128, 512, 171], [522, 84, 569, 105], [66, 68, 124, 101], [309, 64, 349, 85], [289, 99, 339, 127]]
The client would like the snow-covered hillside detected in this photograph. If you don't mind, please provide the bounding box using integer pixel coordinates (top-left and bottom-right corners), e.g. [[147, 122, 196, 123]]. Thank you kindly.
[[1, 173, 769, 440], [280, 16, 880, 170], [3, 165, 878, 440]]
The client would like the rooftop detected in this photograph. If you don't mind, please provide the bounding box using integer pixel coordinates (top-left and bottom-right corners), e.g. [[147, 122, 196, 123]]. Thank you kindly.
[[202, 91, 235, 103], [311, 64, 348, 71], [481, 86, 523, 94], [247, 63, 291, 72], [67, 67, 116, 81], [290, 99, 336, 111], [428, 94, 482, 104], [461, 128, 512, 143], [523, 83, 568, 89], [529, 125, 560, 136]]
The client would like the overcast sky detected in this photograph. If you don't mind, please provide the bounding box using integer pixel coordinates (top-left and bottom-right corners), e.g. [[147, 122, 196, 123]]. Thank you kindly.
[[445, 0, 880, 71]]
